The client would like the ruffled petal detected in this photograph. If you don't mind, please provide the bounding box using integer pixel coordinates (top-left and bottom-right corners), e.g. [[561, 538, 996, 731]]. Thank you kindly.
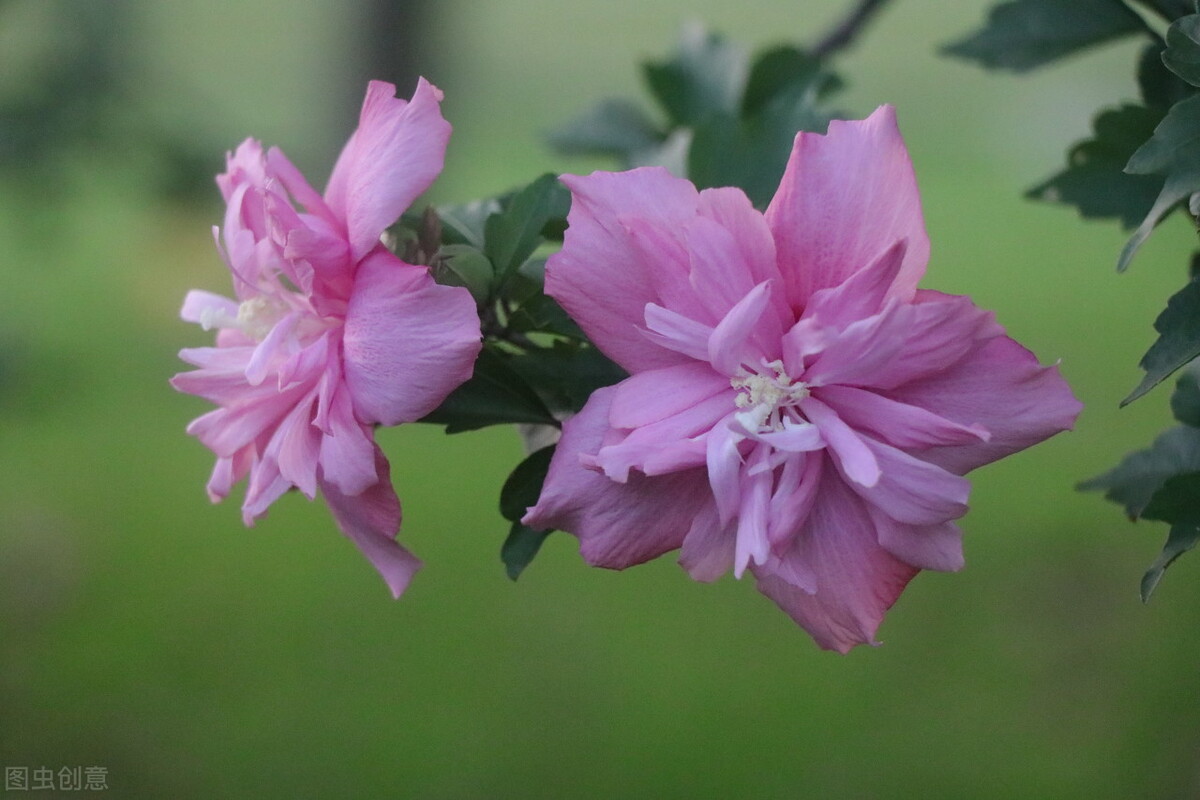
[[754, 475, 919, 653], [324, 79, 452, 261], [523, 386, 711, 569], [765, 105, 929, 310], [320, 446, 421, 599], [342, 250, 482, 426]]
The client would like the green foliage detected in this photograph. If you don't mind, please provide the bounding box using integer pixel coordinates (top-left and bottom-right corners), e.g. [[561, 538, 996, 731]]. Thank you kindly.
[[1026, 105, 1164, 229], [1082, 367, 1200, 596], [941, 0, 1147, 73], [1124, 277, 1200, 404], [419, 347, 557, 433], [547, 26, 841, 207], [1163, 14, 1200, 86], [483, 173, 571, 290], [498, 446, 557, 580]]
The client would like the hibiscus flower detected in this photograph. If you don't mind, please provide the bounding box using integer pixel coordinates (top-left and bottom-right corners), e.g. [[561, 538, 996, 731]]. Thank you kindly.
[[523, 106, 1081, 651], [173, 80, 481, 597]]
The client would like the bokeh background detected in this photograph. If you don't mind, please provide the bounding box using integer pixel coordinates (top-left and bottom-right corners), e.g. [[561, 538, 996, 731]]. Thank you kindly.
[[2, 1, 1198, 797]]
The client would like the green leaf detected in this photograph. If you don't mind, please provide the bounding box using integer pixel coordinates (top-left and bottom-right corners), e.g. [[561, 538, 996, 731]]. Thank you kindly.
[[1142, 470, 1200, 523], [1141, 523, 1200, 600], [420, 347, 557, 433], [429, 244, 494, 305], [436, 198, 502, 249], [499, 445, 556, 522], [741, 45, 838, 117], [1119, 94, 1200, 271], [942, 0, 1148, 72], [689, 81, 832, 207], [643, 23, 748, 127], [1079, 425, 1200, 517], [500, 523, 552, 581], [1134, 0, 1199, 22], [1138, 41, 1195, 110], [1027, 105, 1164, 229], [1124, 278, 1200, 403], [1170, 362, 1200, 425], [484, 174, 571, 287], [1164, 14, 1200, 85], [509, 341, 627, 417], [546, 98, 664, 163], [507, 293, 585, 340]]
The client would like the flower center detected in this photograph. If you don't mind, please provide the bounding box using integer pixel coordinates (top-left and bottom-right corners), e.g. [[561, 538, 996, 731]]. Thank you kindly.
[[235, 296, 288, 341], [731, 360, 809, 431]]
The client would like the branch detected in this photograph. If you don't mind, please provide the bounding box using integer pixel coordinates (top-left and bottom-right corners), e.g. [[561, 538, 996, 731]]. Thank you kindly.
[[812, 0, 894, 59]]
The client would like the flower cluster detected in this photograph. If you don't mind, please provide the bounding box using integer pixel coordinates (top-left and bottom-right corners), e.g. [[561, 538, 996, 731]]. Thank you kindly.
[[523, 107, 1081, 651], [173, 80, 481, 597]]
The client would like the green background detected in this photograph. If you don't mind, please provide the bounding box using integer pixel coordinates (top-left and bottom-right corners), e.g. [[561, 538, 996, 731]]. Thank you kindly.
[[2, 1, 1198, 797]]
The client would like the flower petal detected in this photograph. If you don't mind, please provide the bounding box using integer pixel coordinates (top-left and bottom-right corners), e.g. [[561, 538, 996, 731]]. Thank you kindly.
[[324, 79, 452, 261], [342, 250, 482, 426], [765, 105, 928, 309], [523, 386, 711, 569], [320, 446, 421, 599]]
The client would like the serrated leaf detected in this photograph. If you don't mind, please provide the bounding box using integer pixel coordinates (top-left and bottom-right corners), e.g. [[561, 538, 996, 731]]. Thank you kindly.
[[500, 523, 552, 581], [643, 22, 748, 127], [1027, 105, 1164, 228], [1079, 425, 1200, 517], [499, 445, 556, 522], [1141, 523, 1200, 600], [1164, 14, 1200, 85], [419, 347, 557, 433], [942, 0, 1148, 72], [1170, 362, 1200, 424], [1141, 470, 1200, 523], [545, 98, 664, 163], [1138, 41, 1195, 110], [1119, 93, 1200, 271], [1124, 278, 1200, 403], [484, 174, 570, 286]]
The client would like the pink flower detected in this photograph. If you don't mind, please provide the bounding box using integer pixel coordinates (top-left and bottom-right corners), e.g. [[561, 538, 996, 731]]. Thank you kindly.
[[172, 80, 481, 597], [523, 106, 1081, 651]]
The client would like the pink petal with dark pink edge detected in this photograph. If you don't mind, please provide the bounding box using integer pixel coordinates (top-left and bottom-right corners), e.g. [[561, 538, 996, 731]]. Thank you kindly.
[[317, 384, 378, 496], [593, 391, 732, 481], [765, 105, 928, 310], [321, 446, 421, 599], [734, 448, 773, 576], [546, 168, 701, 372], [607, 362, 728, 429], [324, 79, 452, 262], [342, 250, 482, 426], [800, 397, 879, 487], [264, 146, 337, 230], [803, 300, 915, 388], [887, 334, 1083, 475], [523, 386, 711, 569], [707, 281, 777, 376], [678, 498, 734, 582], [696, 187, 787, 316], [642, 304, 714, 362], [685, 215, 781, 331], [706, 412, 745, 524], [800, 239, 908, 330], [268, 391, 322, 499], [816, 384, 988, 449], [766, 450, 823, 548], [753, 476, 918, 652], [185, 381, 311, 458], [868, 506, 965, 572]]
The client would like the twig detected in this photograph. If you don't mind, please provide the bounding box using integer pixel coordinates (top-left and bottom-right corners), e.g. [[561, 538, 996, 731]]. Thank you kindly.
[[811, 0, 894, 59]]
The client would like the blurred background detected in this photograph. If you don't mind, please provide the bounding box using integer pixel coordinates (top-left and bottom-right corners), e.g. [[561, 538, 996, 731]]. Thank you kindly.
[[1, 0, 1198, 797]]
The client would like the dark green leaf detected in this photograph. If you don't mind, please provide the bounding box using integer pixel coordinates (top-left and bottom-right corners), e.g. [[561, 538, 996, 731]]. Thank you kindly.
[[546, 98, 664, 163], [484, 174, 571, 286], [429, 244, 494, 305], [689, 80, 831, 207], [507, 293, 585, 339], [1079, 425, 1200, 516], [1027, 105, 1164, 229], [741, 46, 838, 117], [1142, 470, 1200, 523], [1133, 0, 1199, 22], [436, 198, 502, 249], [509, 341, 627, 417], [1119, 93, 1200, 271], [1171, 363, 1200, 425], [1141, 523, 1200, 600], [942, 0, 1148, 72], [1124, 278, 1200, 403], [1164, 14, 1200, 85], [499, 445, 556, 522], [643, 23, 748, 126], [501, 523, 552, 581], [420, 347, 557, 433], [1138, 41, 1194, 110]]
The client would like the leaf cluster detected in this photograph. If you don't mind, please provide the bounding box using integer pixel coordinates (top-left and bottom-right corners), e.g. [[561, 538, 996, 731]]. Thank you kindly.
[[547, 23, 843, 207]]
